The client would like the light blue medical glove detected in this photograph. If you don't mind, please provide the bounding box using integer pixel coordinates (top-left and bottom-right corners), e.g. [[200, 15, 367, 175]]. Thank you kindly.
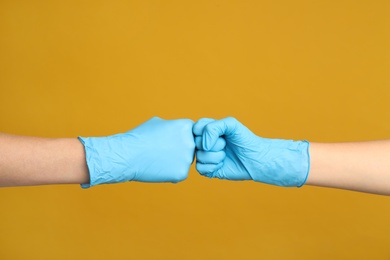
[[78, 117, 195, 188], [192, 117, 310, 187]]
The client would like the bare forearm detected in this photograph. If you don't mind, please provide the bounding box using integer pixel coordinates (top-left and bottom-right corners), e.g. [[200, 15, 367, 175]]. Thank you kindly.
[[0, 133, 89, 187], [306, 141, 390, 195]]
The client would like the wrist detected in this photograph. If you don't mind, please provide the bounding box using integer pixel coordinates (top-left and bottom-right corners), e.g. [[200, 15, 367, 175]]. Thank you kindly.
[[78, 135, 133, 188], [253, 138, 310, 187]]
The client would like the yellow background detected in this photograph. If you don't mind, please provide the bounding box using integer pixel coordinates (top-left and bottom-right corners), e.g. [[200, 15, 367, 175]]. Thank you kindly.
[[1, 0, 390, 259]]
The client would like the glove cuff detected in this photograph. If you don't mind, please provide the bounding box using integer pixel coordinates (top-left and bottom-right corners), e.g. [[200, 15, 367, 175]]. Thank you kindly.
[[251, 139, 310, 187], [297, 140, 310, 187], [78, 136, 104, 188], [78, 136, 132, 188]]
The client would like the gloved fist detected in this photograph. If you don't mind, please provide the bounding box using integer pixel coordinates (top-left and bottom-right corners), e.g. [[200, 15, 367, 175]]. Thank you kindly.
[[79, 117, 195, 188], [193, 117, 310, 187]]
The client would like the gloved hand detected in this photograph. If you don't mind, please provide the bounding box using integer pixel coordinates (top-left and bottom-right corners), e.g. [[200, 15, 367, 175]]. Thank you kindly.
[[78, 117, 195, 188], [193, 117, 310, 187]]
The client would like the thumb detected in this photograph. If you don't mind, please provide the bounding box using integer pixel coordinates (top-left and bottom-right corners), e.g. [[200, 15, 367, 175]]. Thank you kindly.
[[202, 117, 240, 151], [192, 118, 215, 136]]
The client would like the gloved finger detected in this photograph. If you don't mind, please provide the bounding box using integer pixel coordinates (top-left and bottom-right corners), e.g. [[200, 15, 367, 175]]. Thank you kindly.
[[202, 117, 242, 151], [196, 162, 223, 176], [195, 136, 226, 151], [196, 150, 226, 164], [192, 118, 215, 136]]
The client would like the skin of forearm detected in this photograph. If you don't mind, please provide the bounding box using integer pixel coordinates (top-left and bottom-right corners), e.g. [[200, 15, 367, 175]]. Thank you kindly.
[[0, 133, 89, 187], [306, 141, 390, 196]]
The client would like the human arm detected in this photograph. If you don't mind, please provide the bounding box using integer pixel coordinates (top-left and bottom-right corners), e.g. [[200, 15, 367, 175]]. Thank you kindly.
[[307, 141, 390, 195], [0, 133, 89, 187], [0, 117, 195, 188], [193, 117, 390, 196]]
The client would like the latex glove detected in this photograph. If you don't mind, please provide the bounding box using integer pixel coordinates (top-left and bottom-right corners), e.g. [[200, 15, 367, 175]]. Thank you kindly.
[[193, 117, 310, 187], [79, 117, 195, 188]]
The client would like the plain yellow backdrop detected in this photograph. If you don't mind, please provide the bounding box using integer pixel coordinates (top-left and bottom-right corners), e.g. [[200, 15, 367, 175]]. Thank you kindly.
[[1, 0, 390, 259]]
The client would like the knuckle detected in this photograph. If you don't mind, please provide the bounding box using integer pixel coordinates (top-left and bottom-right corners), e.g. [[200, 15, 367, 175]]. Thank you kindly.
[[195, 163, 202, 173], [225, 116, 238, 125], [204, 124, 213, 133], [188, 138, 196, 150], [196, 151, 206, 163], [195, 136, 202, 147], [224, 117, 239, 133], [174, 168, 189, 182], [181, 119, 194, 128], [220, 150, 226, 160]]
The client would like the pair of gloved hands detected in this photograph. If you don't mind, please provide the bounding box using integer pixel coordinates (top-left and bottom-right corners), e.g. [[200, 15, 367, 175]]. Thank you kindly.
[[79, 117, 310, 188]]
